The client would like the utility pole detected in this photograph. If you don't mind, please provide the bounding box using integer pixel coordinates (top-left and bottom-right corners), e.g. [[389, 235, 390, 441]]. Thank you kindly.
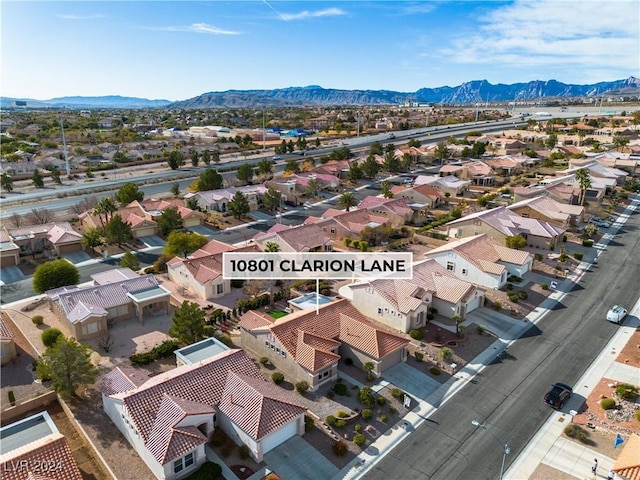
[[59, 110, 70, 176]]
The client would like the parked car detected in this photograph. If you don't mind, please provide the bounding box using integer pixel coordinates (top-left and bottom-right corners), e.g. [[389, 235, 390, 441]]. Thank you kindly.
[[589, 218, 610, 228], [273, 155, 282, 161], [544, 383, 573, 408], [606, 305, 628, 324]]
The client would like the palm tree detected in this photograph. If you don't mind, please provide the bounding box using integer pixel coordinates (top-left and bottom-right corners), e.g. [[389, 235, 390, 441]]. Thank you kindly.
[[265, 242, 281, 252], [93, 197, 118, 226], [363, 361, 375, 381], [338, 192, 358, 212], [574, 168, 591, 206]]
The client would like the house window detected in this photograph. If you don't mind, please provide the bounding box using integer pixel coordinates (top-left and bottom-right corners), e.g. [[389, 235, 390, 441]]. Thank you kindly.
[[216, 284, 224, 294], [82, 322, 99, 335], [265, 341, 269, 347], [377, 307, 383, 315], [174, 452, 194, 473], [521, 213, 529, 218], [462, 268, 468, 275], [446, 262, 455, 272], [330, 227, 336, 234]]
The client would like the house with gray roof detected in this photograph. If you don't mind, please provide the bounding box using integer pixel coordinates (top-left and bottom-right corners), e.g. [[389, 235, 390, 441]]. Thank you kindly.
[[47, 271, 171, 341], [424, 234, 533, 289], [101, 349, 306, 478]]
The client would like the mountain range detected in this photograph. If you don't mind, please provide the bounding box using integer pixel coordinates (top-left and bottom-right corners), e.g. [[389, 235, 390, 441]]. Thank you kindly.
[[3, 77, 639, 109]]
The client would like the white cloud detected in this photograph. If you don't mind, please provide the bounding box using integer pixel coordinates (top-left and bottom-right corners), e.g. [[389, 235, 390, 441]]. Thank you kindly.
[[435, 0, 639, 81], [279, 8, 347, 21], [148, 23, 242, 35], [57, 14, 105, 20]]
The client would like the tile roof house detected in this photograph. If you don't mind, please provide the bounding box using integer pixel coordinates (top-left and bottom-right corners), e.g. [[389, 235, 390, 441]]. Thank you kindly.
[[0, 228, 20, 267], [391, 184, 443, 209], [0, 314, 17, 365], [424, 234, 533, 289], [446, 207, 565, 250], [4, 222, 83, 259], [239, 298, 409, 390], [344, 259, 484, 326], [358, 196, 430, 225], [414, 175, 471, 196], [185, 186, 267, 213], [47, 271, 171, 341], [611, 434, 640, 480], [513, 183, 581, 205], [167, 244, 260, 300], [0, 411, 84, 480], [508, 195, 585, 227], [253, 223, 333, 252], [101, 349, 307, 479]]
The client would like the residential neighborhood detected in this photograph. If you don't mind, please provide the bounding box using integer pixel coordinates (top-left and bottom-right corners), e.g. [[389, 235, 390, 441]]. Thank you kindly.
[[1, 105, 639, 480]]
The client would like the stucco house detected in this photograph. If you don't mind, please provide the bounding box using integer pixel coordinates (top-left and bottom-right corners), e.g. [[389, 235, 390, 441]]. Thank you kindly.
[[185, 185, 267, 213], [47, 270, 171, 341], [239, 298, 409, 390], [4, 222, 84, 259], [414, 175, 471, 196], [424, 234, 533, 289], [446, 207, 565, 250], [390, 184, 443, 209], [513, 183, 581, 205], [101, 349, 307, 479], [253, 223, 333, 252], [0, 228, 20, 267], [508, 196, 584, 227], [0, 315, 17, 366]]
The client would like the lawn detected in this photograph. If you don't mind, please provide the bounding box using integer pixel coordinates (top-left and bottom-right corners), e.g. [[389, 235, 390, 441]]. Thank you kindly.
[[267, 310, 289, 319]]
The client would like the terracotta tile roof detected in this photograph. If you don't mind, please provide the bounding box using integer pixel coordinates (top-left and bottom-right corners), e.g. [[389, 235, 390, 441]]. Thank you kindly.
[[219, 372, 306, 439], [253, 223, 293, 241], [274, 224, 332, 251], [0, 316, 14, 340], [412, 260, 478, 304], [101, 366, 150, 396], [613, 434, 640, 480], [426, 234, 531, 273], [509, 195, 583, 219], [0, 434, 83, 480], [46, 225, 82, 245], [368, 279, 425, 313], [7, 222, 74, 240], [295, 331, 341, 372], [49, 274, 163, 324], [238, 310, 274, 331], [338, 313, 408, 358], [411, 184, 442, 199]]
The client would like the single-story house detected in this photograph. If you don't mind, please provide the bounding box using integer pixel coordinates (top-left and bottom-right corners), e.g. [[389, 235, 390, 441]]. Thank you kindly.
[[0, 315, 17, 366], [4, 222, 84, 258], [508, 195, 584, 227], [185, 186, 267, 213]]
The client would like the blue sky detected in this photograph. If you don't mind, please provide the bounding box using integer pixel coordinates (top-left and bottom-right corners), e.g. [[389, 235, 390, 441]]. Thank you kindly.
[[2, 1, 638, 101]]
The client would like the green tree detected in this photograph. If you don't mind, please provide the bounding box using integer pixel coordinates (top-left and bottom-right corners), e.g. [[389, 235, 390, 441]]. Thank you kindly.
[[348, 162, 363, 183], [190, 150, 200, 167], [306, 178, 320, 198], [171, 182, 180, 198], [169, 301, 206, 345], [115, 182, 144, 206], [228, 191, 250, 219], [32, 168, 44, 188], [236, 163, 254, 185], [92, 197, 118, 226], [119, 251, 140, 271], [197, 168, 224, 192], [363, 361, 375, 381], [380, 180, 393, 199], [257, 159, 274, 176], [284, 159, 300, 174], [505, 235, 527, 249], [104, 214, 133, 247], [167, 150, 184, 170], [37, 337, 98, 399], [33, 259, 80, 293], [434, 143, 450, 164], [211, 150, 220, 164], [158, 207, 184, 236], [369, 141, 383, 156], [545, 132, 558, 150], [164, 231, 208, 258], [265, 242, 281, 252], [338, 192, 357, 212], [50, 167, 62, 185], [201, 150, 211, 166], [574, 168, 591, 206], [452, 315, 464, 336], [262, 187, 282, 213], [1, 173, 14, 193], [81, 228, 103, 254], [361, 154, 380, 179]]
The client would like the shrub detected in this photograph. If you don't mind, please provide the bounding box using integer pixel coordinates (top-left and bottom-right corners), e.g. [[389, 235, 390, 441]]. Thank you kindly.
[[326, 390, 335, 399], [238, 444, 250, 460], [271, 372, 284, 385], [430, 366, 441, 375], [202, 325, 216, 338], [477, 325, 487, 335], [343, 238, 352, 247], [259, 356, 269, 365], [304, 415, 314, 432], [439, 347, 453, 363], [353, 434, 366, 447], [506, 283, 514, 291], [615, 383, 639, 401], [333, 440, 348, 456], [130, 340, 180, 366], [573, 252, 583, 261], [493, 300, 502, 311], [540, 283, 549, 290], [337, 410, 349, 418], [377, 396, 387, 406], [389, 406, 398, 414], [507, 292, 519, 303], [601, 397, 616, 410], [295, 381, 310, 395], [354, 423, 362, 433], [335, 419, 347, 429], [534, 253, 543, 261], [350, 240, 360, 250], [517, 291, 528, 300], [358, 386, 375, 406], [564, 424, 590, 443], [41, 328, 63, 348], [334, 383, 348, 395], [409, 329, 424, 340], [414, 351, 424, 362], [214, 333, 233, 347], [582, 239, 594, 247], [391, 388, 403, 399], [361, 409, 373, 420], [636, 410, 640, 423], [380, 414, 388, 423], [31, 315, 44, 326], [326, 415, 336, 426]]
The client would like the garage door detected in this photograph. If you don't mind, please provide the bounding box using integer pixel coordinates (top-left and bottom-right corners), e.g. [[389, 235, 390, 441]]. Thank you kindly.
[[262, 421, 298, 454], [466, 295, 482, 313], [0, 255, 18, 267]]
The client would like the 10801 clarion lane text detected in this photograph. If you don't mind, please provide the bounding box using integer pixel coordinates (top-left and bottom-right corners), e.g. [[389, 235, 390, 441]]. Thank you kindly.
[[228, 258, 407, 274]]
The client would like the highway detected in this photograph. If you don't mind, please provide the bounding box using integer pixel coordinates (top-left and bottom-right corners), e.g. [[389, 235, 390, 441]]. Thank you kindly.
[[363, 199, 640, 479]]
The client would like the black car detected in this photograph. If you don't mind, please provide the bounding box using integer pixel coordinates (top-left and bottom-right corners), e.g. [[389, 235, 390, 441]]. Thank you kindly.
[[544, 383, 573, 408]]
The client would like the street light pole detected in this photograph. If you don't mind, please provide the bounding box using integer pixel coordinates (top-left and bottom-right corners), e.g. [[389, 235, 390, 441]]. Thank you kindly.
[[471, 420, 510, 480]]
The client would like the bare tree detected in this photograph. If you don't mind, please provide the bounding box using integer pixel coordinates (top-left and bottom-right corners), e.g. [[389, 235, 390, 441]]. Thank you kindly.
[[69, 196, 99, 216], [7, 213, 24, 228], [28, 208, 56, 225]]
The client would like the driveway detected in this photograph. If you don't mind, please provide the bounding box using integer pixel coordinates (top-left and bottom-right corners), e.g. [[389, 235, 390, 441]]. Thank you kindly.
[[188, 225, 219, 237], [263, 436, 338, 480], [0, 266, 24, 285], [62, 251, 92, 264], [463, 308, 524, 340], [249, 211, 274, 222], [379, 363, 441, 400], [138, 235, 165, 248]]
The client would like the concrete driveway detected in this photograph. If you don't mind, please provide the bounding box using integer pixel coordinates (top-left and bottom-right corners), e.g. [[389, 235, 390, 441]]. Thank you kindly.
[[263, 436, 338, 480], [249, 211, 274, 222], [62, 251, 92, 264], [379, 362, 442, 400], [0, 266, 24, 285], [138, 235, 165, 248], [188, 225, 219, 237], [463, 308, 524, 339]]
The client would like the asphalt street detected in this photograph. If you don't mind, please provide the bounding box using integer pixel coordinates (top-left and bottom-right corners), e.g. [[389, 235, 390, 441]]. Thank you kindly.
[[363, 203, 640, 479]]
